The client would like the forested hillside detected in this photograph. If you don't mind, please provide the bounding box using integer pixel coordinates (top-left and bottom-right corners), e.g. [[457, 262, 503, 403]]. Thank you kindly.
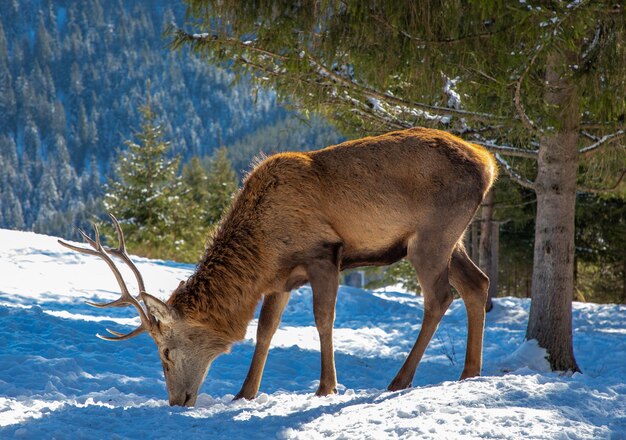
[[0, 0, 341, 238]]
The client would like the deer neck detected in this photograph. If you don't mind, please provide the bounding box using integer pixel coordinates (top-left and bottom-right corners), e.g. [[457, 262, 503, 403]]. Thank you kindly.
[[172, 224, 270, 343]]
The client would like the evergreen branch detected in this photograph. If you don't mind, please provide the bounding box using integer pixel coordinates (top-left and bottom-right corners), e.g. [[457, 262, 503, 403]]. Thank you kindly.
[[367, 7, 507, 45], [304, 52, 504, 122], [578, 130, 625, 157], [349, 107, 408, 131], [581, 27, 602, 61], [472, 140, 539, 159], [182, 29, 288, 61], [494, 153, 536, 190], [172, 28, 505, 123], [237, 54, 410, 131], [577, 169, 626, 194]]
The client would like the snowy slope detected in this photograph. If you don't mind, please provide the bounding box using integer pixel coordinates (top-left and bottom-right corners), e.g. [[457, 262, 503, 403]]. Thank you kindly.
[[0, 229, 624, 439]]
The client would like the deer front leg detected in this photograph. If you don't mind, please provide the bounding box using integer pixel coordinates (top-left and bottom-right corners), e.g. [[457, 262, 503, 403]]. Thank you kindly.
[[308, 260, 340, 396], [234, 291, 290, 400]]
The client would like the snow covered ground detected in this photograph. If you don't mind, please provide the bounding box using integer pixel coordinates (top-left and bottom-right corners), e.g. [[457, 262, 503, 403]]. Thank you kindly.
[[1, 229, 625, 439]]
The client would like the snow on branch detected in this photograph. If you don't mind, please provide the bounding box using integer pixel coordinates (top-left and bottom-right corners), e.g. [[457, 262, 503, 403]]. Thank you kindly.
[[578, 130, 625, 157], [473, 141, 539, 159], [494, 153, 536, 190]]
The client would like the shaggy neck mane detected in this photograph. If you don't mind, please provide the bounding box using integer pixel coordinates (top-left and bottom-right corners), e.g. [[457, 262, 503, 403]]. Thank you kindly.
[[170, 194, 271, 343]]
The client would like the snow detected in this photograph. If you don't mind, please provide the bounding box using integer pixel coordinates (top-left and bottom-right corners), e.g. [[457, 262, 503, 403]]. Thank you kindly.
[[1, 229, 625, 439], [443, 76, 461, 110]]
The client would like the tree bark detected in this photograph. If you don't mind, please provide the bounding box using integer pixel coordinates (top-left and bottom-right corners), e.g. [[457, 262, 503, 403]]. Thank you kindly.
[[471, 220, 479, 263], [623, 258, 626, 305], [526, 51, 580, 372], [488, 221, 499, 307], [479, 189, 496, 311]]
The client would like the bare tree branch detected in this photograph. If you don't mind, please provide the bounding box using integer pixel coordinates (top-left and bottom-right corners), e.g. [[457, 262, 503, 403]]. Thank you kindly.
[[580, 131, 599, 142], [473, 141, 539, 159], [494, 153, 536, 191], [495, 198, 537, 209], [578, 130, 625, 157], [514, 49, 543, 134]]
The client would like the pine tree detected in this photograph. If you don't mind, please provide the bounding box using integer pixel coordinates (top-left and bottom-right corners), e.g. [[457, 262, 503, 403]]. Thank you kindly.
[[35, 15, 52, 63], [0, 135, 18, 169], [1, 189, 25, 230], [205, 147, 238, 225], [0, 22, 8, 62], [32, 168, 60, 233], [0, 62, 16, 130], [103, 98, 182, 259]]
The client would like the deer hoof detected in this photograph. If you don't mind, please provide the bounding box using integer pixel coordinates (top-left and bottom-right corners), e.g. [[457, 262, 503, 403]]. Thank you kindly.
[[459, 370, 480, 380], [315, 385, 338, 396], [387, 377, 412, 392], [233, 390, 256, 401]]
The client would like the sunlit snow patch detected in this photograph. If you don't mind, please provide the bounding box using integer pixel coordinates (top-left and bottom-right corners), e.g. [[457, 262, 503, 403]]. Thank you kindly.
[[498, 339, 551, 373]]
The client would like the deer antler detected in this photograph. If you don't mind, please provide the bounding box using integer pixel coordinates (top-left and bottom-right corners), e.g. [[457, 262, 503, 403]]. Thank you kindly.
[[58, 216, 155, 341], [103, 213, 147, 299]]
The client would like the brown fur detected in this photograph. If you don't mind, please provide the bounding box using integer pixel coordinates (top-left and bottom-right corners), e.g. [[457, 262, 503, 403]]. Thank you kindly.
[[166, 127, 497, 400]]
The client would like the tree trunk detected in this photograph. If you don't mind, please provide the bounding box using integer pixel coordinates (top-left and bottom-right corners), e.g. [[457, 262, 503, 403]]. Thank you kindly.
[[489, 222, 499, 307], [471, 220, 479, 263], [623, 258, 626, 305], [526, 51, 580, 373], [480, 189, 496, 311]]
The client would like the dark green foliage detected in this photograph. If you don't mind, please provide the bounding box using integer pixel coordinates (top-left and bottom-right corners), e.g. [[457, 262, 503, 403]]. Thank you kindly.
[[363, 261, 420, 295], [575, 195, 626, 303], [177, 148, 240, 262], [203, 147, 239, 226]]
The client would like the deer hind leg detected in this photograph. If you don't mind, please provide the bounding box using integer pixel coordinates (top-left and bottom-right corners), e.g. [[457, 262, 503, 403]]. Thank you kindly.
[[234, 290, 290, 400], [388, 235, 455, 391], [308, 260, 340, 396], [449, 244, 489, 380]]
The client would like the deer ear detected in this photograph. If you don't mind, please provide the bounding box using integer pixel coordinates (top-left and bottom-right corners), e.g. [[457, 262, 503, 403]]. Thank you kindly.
[[142, 292, 178, 326]]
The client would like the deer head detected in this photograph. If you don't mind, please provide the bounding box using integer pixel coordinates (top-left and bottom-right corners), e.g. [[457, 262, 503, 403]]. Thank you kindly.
[[58, 214, 226, 407]]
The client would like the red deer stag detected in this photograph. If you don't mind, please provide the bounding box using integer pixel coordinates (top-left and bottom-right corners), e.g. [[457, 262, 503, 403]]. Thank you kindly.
[[59, 127, 497, 407]]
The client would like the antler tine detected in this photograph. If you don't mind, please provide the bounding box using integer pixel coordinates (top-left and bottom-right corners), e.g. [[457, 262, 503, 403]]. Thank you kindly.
[[78, 227, 98, 250], [104, 213, 147, 297], [85, 298, 130, 308], [97, 326, 147, 341], [58, 220, 154, 340]]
